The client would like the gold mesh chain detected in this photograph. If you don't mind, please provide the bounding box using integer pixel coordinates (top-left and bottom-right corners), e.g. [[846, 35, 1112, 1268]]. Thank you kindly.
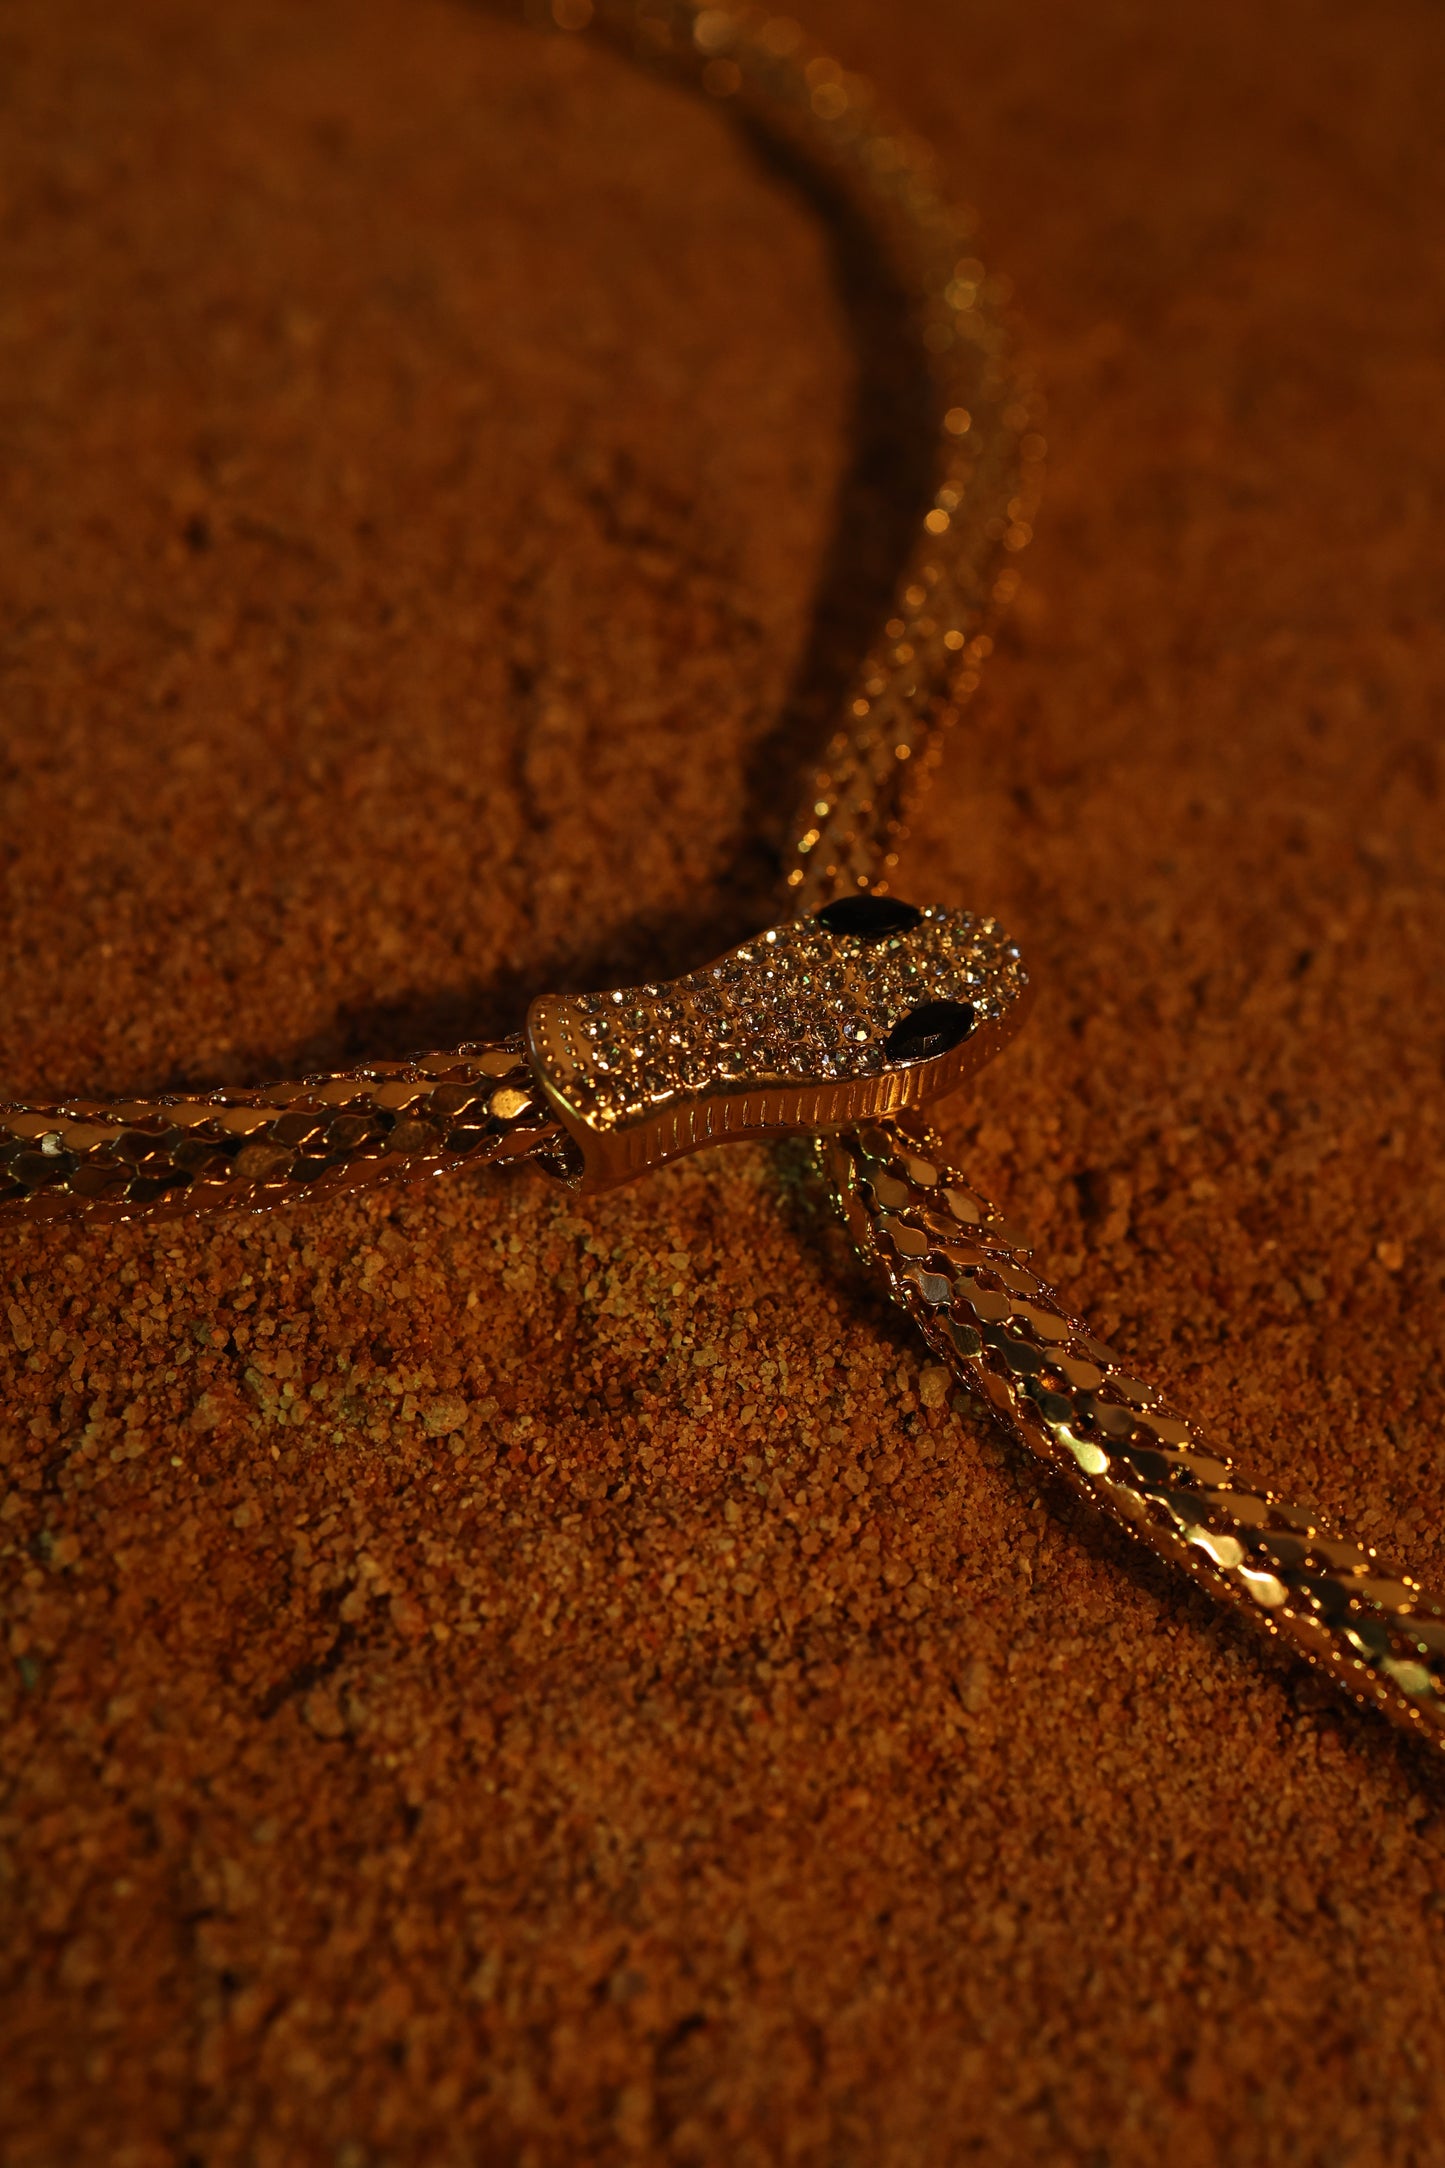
[[0, 1045, 563, 1226], [829, 1120, 1445, 1752], [574, 0, 1045, 910]]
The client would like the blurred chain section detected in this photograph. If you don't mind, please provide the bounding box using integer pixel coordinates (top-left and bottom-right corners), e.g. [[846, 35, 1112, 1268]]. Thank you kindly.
[[551, 0, 1045, 908], [829, 1117, 1445, 1751], [0, 1044, 565, 1224]]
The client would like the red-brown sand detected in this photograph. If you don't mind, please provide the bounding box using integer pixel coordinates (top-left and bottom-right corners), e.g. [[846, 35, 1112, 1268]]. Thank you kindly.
[[3, 2, 1444, 2161]]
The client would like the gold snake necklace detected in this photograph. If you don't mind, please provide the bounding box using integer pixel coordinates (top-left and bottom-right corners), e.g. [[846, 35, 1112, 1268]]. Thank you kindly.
[[5, 0, 1440, 1755]]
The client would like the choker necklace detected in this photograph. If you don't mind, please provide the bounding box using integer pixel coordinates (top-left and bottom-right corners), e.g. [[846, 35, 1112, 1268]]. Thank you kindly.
[[4, 0, 1441, 1759]]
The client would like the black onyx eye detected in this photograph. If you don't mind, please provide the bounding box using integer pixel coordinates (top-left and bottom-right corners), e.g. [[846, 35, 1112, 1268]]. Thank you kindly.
[[816, 894, 924, 940], [884, 999, 977, 1064]]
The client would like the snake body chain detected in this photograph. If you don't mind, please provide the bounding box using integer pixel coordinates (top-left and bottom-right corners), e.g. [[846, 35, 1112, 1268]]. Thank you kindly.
[[4, 0, 1440, 1757], [830, 1121, 1445, 1749]]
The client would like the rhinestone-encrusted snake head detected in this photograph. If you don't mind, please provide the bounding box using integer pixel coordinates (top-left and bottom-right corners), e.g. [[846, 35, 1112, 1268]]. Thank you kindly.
[[525, 897, 1033, 1189]]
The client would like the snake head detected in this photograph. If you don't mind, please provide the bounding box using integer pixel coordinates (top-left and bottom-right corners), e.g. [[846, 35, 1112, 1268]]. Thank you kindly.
[[525, 896, 1033, 1189]]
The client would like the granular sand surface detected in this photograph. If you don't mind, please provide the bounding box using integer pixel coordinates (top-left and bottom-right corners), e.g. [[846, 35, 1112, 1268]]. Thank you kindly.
[[2, 2, 1444, 2163]]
